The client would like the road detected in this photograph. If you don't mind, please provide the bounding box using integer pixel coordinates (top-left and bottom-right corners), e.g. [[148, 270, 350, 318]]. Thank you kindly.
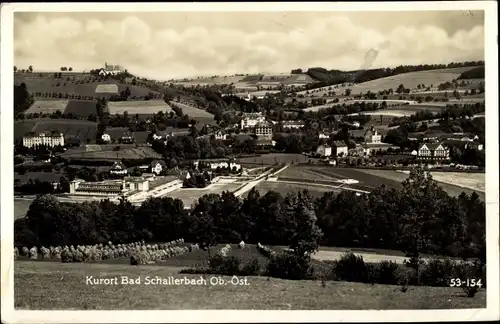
[[233, 164, 290, 197]]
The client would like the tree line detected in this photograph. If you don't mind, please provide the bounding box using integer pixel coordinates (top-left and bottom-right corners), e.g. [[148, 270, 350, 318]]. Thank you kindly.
[[15, 168, 485, 269]]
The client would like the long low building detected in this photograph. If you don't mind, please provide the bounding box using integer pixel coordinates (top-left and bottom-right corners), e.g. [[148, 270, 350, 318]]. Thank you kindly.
[[68, 175, 182, 198]]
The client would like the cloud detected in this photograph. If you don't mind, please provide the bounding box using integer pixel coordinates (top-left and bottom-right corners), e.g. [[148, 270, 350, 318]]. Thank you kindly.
[[14, 13, 484, 79]]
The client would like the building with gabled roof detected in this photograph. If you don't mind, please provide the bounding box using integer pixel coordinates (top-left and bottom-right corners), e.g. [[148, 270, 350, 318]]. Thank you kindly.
[[417, 142, 450, 160]]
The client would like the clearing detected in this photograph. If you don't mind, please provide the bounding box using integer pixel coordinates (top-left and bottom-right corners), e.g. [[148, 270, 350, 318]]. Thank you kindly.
[[169, 101, 214, 119], [25, 100, 70, 114], [14, 261, 485, 309], [107, 100, 173, 115], [14, 119, 98, 142], [59, 146, 162, 161]]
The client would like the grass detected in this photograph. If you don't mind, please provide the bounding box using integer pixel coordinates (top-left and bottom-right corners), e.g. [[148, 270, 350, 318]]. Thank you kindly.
[[25, 100, 70, 114], [169, 101, 214, 118], [14, 119, 98, 142], [236, 153, 309, 166], [250, 181, 338, 198], [95, 84, 118, 94], [14, 199, 33, 219], [14, 261, 485, 309], [425, 171, 485, 192], [107, 100, 173, 115], [164, 183, 242, 208], [59, 146, 162, 161], [63, 100, 98, 117]]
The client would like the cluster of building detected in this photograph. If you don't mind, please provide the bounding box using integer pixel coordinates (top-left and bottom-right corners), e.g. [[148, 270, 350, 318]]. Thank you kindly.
[[98, 62, 125, 76]]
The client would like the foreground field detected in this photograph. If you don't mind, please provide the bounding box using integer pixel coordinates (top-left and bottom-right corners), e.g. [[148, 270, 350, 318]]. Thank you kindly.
[[164, 183, 242, 208], [14, 261, 485, 309]]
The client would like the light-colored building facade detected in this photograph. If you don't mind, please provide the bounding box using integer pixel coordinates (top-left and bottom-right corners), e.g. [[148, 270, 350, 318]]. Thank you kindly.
[[316, 145, 332, 157], [364, 127, 382, 144], [282, 120, 305, 129], [210, 161, 242, 171], [333, 141, 349, 157], [417, 143, 450, 160], [101, 133, 111, 142], [241, 112, 265, 129], [254, 121, 273, 138], [109, 161, 128, 175], [214, 131, 227, 140], [23, 132, 65, 148]]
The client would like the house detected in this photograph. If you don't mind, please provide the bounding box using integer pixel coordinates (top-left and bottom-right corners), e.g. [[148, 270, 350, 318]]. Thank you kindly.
[[282, 120, 305, 129], [349, 143, 370, 157], [22, 132, 65, 148], [99, 62, 125, 76], [318, 132, 331, 139], [240, 112, 265, 129], [364, 126, 382, 144], [254, 121, 273, 138], [101, 133, 111, 143], [465, 142, 484, 151], [417, 143, 450, 160], [209, 161, 242, 171], [214, 130, 227, 140], [119, 133, 135, 144], [150, 160, 166, 175], [109, 162, 128, 175], [333, 141, 349, 157], [316, 145, 332, 157]]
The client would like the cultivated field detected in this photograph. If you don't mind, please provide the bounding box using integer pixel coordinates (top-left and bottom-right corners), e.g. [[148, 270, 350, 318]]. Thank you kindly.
[[14, 199, 33, 220], [59, 146, 162, 161], [14, 119, 98, 142], [103, 128, 149, 142], [172, 75, 245, 86], [63, 100, 99, 117], [108, 100, 173, 115], [95, 84, 118, 94], [164, 183, 242, 208], [423, 171, 484, 192], [299, 67, 481, 96], [169, 101, 214, 118], [25, 100, 70, 114], [14, 261, 485, 309], [251, 181, 339, 198]]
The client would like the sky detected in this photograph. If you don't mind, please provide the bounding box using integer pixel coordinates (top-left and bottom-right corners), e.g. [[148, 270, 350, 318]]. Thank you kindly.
[[14, 11, 485, 80]]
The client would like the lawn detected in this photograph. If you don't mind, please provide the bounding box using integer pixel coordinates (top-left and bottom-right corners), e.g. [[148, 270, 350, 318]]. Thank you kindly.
[[250, 181, 337, 198], [169, 101, 214, 119], [14, 119, 98, 142], [164, 183, 242, 208], [236, 153, 309, 166], [59, 146, 162, 161], [14, 199, 33, 219], [425, 171, 485, 192], [25, 100, 70, 114], [14, 261, 485, 309], [273, 165, 329, 181], [104, 128, 149, 143], [107, 100, 173, 115]]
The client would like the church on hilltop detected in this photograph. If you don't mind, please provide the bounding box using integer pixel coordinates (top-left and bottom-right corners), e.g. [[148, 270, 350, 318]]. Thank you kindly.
[[99, 62, 125, 76]]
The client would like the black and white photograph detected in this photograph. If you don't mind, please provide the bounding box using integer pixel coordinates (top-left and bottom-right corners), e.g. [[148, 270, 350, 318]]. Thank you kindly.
[[1, 1, 498, 322]]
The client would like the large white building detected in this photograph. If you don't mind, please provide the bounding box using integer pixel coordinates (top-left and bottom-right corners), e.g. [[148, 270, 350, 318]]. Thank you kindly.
[[241, 112, 265, 129], [282, 120, 305, 129], [22, 132, 64, 148], [316, 145, 332, 157], [99, 62, 125, 76]]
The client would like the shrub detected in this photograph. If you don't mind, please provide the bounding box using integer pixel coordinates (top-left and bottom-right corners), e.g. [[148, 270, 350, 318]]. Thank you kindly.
[[420, 258, 458, 287], [179, 267, 211, 274], [240, 258, 261, 276], [266, 252, 313, 280], [332, 252, 368, 283], [376, 261, 401, 285], [209, 253, 241, 276]]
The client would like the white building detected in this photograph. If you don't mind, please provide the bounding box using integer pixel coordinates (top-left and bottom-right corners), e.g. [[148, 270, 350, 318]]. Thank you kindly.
[[254, 121, 273, 138], [364, 127, 382, 144], [214, 131, 227, 140], [210, 161, 242, 171], [282, 120, 305, 129], [316, 145, 332, 157], [99, 62, 125, 76], [101, 133, 111, 143], [150, 160, 166, 175], [23, 132, 64, 148], [109, 162, 128, 175], [241, 112, 265, 129], [318, 132, 331, 139], [333, 141, 349, 157]]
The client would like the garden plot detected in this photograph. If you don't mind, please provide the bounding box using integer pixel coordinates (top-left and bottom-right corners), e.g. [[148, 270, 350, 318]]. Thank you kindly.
[[95, 84, 119, 94], [108, 100, 173, 115], [164, 183, 242, 208], [25, 100, 69, 114]]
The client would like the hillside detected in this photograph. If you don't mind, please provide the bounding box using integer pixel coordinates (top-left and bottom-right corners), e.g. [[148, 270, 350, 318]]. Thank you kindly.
[[298, 67, 482, 96], [14, 261, 485, 310]]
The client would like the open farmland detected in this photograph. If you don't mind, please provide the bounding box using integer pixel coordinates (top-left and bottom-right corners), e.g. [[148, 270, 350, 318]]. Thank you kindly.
[[169, 101, 213, 118], [95, 84, 118, 94], [172, 75, 245, 86], [63, 100, 99, 117], [14, 261, 485, 309], [14, 199, 33, 220], [299, 67, 481, 96], [108, 100, 173, 115], [17, 78, 103, 97], [104, 128, 149, 142], [25, 100, 69, 114], [59, 146, 162, 161], [163, 183, 242, 208], [14, 119, 97, 142]]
